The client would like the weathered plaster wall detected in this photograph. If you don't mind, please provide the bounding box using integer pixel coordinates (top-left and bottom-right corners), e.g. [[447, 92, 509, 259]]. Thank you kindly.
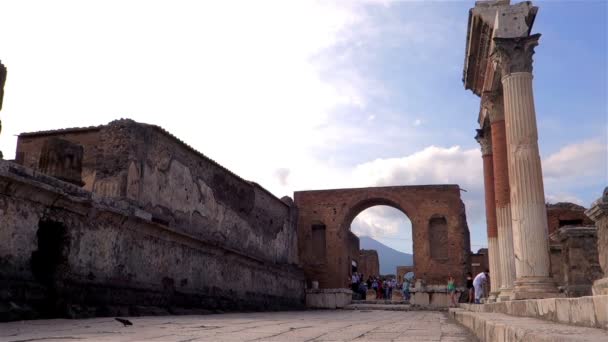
[[294, 185, 471, 289], [0, 162, 305, 320]]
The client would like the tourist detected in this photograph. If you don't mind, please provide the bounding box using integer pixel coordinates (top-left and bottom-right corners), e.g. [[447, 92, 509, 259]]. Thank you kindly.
[[447, 275, 457, 307], [366, 276, 373, 289], [351, 273, 359, 293], [402, 277, 411, 301], [473, 270, 489, 304], [466, 272, 474, 304], [388, 278, 396, 299]]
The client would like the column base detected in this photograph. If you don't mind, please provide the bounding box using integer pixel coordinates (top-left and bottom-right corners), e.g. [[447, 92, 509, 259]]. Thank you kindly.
[[497, 287, 513, 302], [592, 277, 608, 296], [487, 291, 499, 303], [511, 277, 562, 300]]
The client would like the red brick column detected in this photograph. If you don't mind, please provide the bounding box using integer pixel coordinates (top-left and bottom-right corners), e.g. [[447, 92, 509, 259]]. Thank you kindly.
[[476, 127, 500, 302]]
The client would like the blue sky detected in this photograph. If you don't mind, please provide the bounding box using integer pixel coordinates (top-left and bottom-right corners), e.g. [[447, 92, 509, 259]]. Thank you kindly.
[[0, 1, 606, 254]]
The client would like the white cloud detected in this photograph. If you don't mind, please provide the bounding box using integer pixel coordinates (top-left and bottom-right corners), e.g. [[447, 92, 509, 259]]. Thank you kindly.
[[543, 139, 608, 183], [414, 119, 423, 126], [545, 193, 584, 205]]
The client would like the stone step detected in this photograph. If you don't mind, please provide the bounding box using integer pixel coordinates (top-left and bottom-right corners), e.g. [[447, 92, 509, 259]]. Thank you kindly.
[[343, 304, 413, 311], [351, 300, 409, 305], [459, 295, 607, 330], [450, 308, 608, 342]]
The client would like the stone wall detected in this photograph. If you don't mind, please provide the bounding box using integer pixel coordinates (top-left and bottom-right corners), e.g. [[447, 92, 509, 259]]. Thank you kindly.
[[549, 226, 602, 297], [359, 250, 380, 278], [0, 161, 305, 320], [546, 202, 594, 236], [295, 185, 471, 288], [15, 119, 299, 266], [4, 119, 306, 320]]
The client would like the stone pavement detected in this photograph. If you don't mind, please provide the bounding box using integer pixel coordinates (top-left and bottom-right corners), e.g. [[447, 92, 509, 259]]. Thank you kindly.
[[0, 310, 476, 341]]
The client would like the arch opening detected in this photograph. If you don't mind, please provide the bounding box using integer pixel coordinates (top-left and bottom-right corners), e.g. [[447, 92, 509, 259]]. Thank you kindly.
[[349, 205, 413, 279]]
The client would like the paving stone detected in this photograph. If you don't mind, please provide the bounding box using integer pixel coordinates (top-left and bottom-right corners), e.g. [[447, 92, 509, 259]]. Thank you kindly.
[[0, 310, 475, 342]]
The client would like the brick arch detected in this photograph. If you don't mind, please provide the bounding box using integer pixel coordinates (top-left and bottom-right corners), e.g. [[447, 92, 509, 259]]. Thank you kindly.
[[294, 185, 471, 288]]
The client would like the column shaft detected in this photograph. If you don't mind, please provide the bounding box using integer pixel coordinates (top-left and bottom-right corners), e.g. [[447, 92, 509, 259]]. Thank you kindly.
[[482, 153, 501, 300], [491, 119, 516, 301], [502, 72, 559, 299]]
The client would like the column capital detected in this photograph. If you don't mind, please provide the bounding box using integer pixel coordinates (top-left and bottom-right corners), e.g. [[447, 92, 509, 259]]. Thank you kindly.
[[475, 127, 493, 156], [481, 90, 504, 122], [491, 34, 541, 79]]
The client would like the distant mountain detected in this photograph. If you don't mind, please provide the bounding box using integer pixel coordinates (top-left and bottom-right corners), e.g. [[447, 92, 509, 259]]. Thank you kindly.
[[359, 236, 413, 275]]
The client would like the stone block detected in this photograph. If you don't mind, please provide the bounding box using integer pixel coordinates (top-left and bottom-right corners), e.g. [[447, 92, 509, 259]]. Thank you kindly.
[[411, 292, 429, 306], [485, 321, 506, 342], [472, 314, 486, 339], [510, 300, 528, 317], [592, 295, 608, 329], [569, 296, 596, 327], [429, 292, 449, 307], [555, 298, 572, 323], [536, 298, 557, 321]]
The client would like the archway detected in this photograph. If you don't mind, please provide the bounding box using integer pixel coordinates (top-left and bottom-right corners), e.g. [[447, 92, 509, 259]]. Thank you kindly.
[[350, 205, 413, 277], [294, 185, 471, 289]]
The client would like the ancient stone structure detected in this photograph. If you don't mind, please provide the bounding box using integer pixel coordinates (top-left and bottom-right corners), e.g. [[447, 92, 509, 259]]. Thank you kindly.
[[586, 187, 608, 295], [359, 249, 380, 278], [0, 60, 6, 159], [464, 0, 560, 300], [294, 186, 471, 288], [549, 226, 602, 297], [1, 119, 305, 320], [547, 202, 595, 235]]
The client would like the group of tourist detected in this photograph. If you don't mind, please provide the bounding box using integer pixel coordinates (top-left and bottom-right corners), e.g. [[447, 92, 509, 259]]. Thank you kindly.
[[350, 273, 407, 300], [352, 269, 490, 306]]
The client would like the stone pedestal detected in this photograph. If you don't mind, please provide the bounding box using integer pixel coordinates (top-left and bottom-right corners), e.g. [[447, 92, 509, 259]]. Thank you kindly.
[[475, 127, 500, 303], [585, 188, 608, 296], [549, 226, 602, 297], [493, 34, 560, 299]]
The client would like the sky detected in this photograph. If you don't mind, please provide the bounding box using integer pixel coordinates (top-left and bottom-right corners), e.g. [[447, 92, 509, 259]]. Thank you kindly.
[[0, 0, 606, 254]]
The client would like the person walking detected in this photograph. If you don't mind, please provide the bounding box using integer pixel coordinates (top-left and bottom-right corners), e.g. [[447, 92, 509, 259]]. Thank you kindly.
[[402, 277, 411, 301], [447, 275, 457, 307], [473, 270, 489, 304], [466, 272, 474, 304]]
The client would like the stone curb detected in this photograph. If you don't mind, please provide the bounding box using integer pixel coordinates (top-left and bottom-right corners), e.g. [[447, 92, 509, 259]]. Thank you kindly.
[[458, 295, 608, 330], [449, 308, 608, 341]]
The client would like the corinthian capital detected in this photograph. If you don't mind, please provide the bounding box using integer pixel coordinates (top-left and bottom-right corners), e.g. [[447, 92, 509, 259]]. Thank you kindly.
[[475, 127, 493, 156], [491, 34, 541, 78], [481, 90, 504, 122]]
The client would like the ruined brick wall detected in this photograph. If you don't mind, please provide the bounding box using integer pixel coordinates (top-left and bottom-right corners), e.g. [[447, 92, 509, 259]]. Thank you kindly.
[[15, 119, 298, 265], [295, 185, 471, 288], [359, 250, 380, 278], [546, 202, 594, 235], [0, 161, 305, 320]]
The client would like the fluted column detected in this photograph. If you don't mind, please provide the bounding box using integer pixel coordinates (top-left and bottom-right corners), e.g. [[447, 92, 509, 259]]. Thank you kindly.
[[475, 126, 501, 302], [493, 34, 560, 299], [483, 90, 516, 301], [585, 187, 608, 295]]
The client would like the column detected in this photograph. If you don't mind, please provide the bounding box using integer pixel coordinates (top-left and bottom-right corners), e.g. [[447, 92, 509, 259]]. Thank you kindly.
[[482, 90, 517, 301], [492, 34, 560, 299], [475, 126, 501, 302], [585, 187, 608, 295]]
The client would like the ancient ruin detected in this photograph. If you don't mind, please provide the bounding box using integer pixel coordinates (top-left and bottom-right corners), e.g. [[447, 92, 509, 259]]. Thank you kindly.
[[1, 119, 305, 320], [294, 186, 471, 288]]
